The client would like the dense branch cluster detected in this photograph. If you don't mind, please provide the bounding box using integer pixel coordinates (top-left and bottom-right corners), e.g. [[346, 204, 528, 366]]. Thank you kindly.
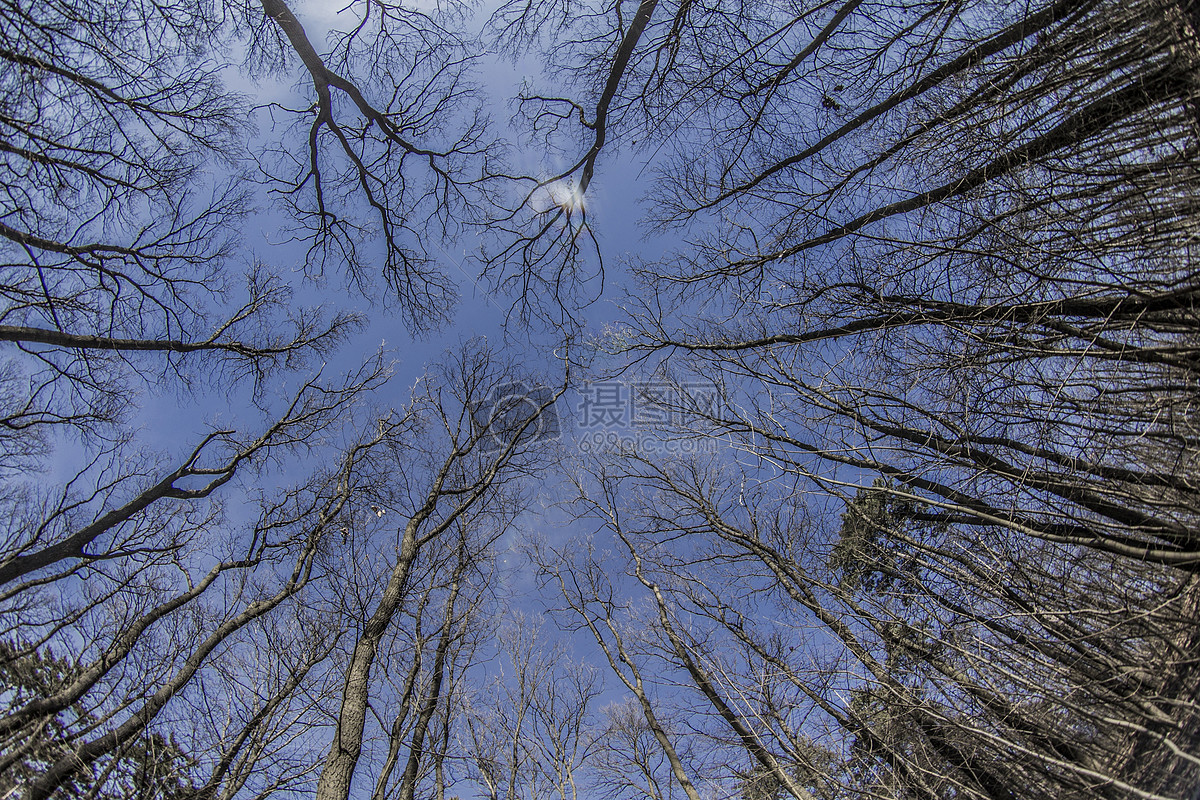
[[0, 2, 566, 798], [1, 0, 1197, 798], [538, 0, 1200, 797]]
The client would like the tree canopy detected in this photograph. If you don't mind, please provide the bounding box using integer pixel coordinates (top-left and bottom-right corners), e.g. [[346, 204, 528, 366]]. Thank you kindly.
[[1, 0, 1197, 798]]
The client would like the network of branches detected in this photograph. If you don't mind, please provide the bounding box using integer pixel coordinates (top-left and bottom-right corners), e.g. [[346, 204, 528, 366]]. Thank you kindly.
[[0, 0, 1197, 798]]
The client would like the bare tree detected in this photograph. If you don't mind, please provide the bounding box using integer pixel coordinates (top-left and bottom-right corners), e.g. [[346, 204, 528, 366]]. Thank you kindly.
[[2, 341, 565, 800], [0, 0, 359, 471], [602, 0, 1200, 566], [9, 0, 1200, 798], [0, 355, 389, 799], [497, 0, 1200, 561], [556, 449, 1200, 800], [312, 342, 564, 800], [459, 613, 602, 800], [251, 0, 505, 328], [529, 528, 713, 800], [0, 2, 581, 798], [487, 0, 1200, 794]]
